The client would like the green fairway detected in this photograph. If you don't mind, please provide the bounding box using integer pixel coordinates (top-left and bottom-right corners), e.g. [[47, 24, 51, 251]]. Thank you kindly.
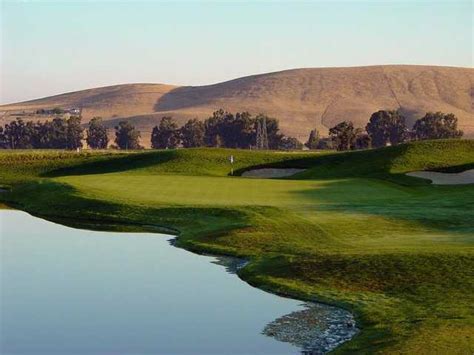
[[1, 140, 473, 354]]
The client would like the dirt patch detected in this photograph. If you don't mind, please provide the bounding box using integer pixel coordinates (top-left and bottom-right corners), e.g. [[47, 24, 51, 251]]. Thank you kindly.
[[241, 168, 306, 178], [406, 169, 474, 185]]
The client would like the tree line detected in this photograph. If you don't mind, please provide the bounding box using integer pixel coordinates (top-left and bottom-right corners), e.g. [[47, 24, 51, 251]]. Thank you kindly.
[[0, 110, 301, 150], [0, 109, 463, 151], [307, 110, 463, 151], [149, 110, 302, 150]]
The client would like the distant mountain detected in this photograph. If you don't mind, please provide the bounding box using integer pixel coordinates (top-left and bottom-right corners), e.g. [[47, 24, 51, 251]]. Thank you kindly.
[[1, 65, 473, 145]]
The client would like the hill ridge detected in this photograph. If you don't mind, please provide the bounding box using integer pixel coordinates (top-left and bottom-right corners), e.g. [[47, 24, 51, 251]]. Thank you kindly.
[[1, 65, 472, 145]]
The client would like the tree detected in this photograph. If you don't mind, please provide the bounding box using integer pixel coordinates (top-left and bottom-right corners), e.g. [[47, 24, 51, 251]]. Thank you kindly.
[[115, 121, 141, 150], [45, 118, 69, 149], [413, 112, 463, 140], [180, 118, 205, 148], [86, 117, 108, 149], [0, 126, 7, 148], [232, 111, 255, 148], [278, 136, 303, 150], [316, 137, 334, 150], [305, 129, 320, 149], [3, 118, 36, 149], [204, 109, 226, 147], [30, 120, 49, 148], [353, 133, 372, 150], [205, 110, 257, 148], [66, 116, 84, 149], [255, 114, 283, 149], [366, 110, 408, 148], [329, 121, 359, 151], [151, 116, 180, 149]]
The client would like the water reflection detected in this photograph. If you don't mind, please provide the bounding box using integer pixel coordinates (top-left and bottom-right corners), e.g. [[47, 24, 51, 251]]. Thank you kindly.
[[0, 210, 356, 354]]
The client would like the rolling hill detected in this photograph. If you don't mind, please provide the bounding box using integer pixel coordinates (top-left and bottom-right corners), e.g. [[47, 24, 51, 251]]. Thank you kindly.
[[1, 65, 473, 145]]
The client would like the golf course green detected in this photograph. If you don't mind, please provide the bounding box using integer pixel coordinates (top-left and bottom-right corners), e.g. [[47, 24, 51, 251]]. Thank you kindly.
[[1, 139, 473, 354]]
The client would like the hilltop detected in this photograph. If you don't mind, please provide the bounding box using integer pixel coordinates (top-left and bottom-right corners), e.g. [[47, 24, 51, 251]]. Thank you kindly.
[[1, 65, 473, 145]]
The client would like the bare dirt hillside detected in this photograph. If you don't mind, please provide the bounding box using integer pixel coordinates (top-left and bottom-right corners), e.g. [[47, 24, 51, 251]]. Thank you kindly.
[[1, 65, 473, 145]]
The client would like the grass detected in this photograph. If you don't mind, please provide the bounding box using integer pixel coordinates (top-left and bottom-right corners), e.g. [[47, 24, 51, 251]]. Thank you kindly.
[[1, 140, 473, 354]]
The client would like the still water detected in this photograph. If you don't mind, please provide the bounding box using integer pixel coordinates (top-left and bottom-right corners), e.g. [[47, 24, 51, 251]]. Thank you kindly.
[[0, 210, 355, 354]]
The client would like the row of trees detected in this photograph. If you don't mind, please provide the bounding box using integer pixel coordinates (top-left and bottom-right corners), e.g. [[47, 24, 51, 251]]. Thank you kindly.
[[0, 110, 300, 150], [0, 116, 84, 149], [307, 111, 463, 151], [0, 110, 463, 151], [0, 116, 110, 150], [150, 110, 297, 150]]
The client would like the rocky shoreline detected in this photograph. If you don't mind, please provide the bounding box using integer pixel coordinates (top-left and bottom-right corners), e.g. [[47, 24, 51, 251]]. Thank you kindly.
[[210, 254, 359, 354], [263, 302, 358, 354], [170, 238, 358, 354]]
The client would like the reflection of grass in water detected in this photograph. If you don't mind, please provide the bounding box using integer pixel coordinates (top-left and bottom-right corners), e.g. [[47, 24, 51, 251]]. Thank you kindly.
[[1, 140, 473, 354]]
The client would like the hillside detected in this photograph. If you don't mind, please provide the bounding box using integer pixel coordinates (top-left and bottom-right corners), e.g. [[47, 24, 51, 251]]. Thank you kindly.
[[1, 65, 473, 145]]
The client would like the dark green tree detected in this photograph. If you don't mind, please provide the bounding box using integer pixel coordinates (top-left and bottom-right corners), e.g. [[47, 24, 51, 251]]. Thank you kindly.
[[413, 112, 463, 140], [180, 118, 205, 148], [366, 110, 408, 148], [3, 118, 35, 149], [204, 110, 259, 149], [316, 137, 334, 150], [30, 121, 50, 148], [329, 121, 359, 151], [232, 112, 255, 148], [204, 110, 226, 147], [66, 116, 84, 149], [352, 133, 372, 150], [86, 117, 108, 149], [46, 118, 69, 149], [278, 136, 303, 150], [115, 121, 141, 150], [151, 116, 180, 149], [305, 129, 320, 149]]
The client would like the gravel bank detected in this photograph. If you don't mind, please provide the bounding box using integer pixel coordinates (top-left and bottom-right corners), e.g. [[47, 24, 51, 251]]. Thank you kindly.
[[263, 302, 358, 354]]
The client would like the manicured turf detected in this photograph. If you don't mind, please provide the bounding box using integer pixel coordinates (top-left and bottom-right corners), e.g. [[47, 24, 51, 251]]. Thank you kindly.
[[1, 140, 473, 354]]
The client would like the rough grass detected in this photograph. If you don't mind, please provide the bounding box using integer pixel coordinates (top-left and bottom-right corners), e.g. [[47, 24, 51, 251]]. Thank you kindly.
[[1, 140, 473, 354]]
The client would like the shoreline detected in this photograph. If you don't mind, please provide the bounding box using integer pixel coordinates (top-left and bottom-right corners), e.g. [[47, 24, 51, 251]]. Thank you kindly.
[[1, 204, 360, 354]]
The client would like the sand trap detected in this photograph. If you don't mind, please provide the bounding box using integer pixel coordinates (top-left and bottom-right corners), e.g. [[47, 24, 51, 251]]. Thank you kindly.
[[406, 169, 474, 185], [241, 168, 306, 178]]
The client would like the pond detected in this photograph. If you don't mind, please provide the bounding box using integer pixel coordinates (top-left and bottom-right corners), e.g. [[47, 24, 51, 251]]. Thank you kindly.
[[0, 210, 357, 354]]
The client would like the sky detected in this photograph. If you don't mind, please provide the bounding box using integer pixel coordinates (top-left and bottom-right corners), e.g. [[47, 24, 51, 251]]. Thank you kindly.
[[0, 0, 472, 104]]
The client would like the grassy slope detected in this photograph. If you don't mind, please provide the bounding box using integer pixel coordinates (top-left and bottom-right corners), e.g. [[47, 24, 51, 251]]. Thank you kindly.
[[1, 140, 473, 354]]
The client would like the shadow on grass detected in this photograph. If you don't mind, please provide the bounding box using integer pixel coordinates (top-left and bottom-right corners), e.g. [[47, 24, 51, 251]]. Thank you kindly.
[[3, 180, 251, 243], [289, 177, 474, 237], [42, 150, 177, 177]]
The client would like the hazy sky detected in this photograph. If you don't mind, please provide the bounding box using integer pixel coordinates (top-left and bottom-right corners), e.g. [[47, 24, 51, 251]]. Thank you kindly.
[[1, 0, 472, 104]]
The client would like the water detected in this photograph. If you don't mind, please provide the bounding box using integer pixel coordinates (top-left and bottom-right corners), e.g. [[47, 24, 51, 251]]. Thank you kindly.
[[0, 210, 356, 354]]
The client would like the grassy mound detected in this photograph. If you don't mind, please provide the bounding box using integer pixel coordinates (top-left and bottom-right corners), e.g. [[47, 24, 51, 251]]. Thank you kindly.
[[295, 139, 474, 183]]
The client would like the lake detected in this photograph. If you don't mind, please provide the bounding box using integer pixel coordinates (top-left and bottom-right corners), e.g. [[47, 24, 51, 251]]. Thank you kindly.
[[0, 210, 357, 354]]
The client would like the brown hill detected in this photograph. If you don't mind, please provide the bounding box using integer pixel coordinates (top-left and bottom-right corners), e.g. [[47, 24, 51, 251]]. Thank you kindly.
[[1, 65, 473, 146]]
